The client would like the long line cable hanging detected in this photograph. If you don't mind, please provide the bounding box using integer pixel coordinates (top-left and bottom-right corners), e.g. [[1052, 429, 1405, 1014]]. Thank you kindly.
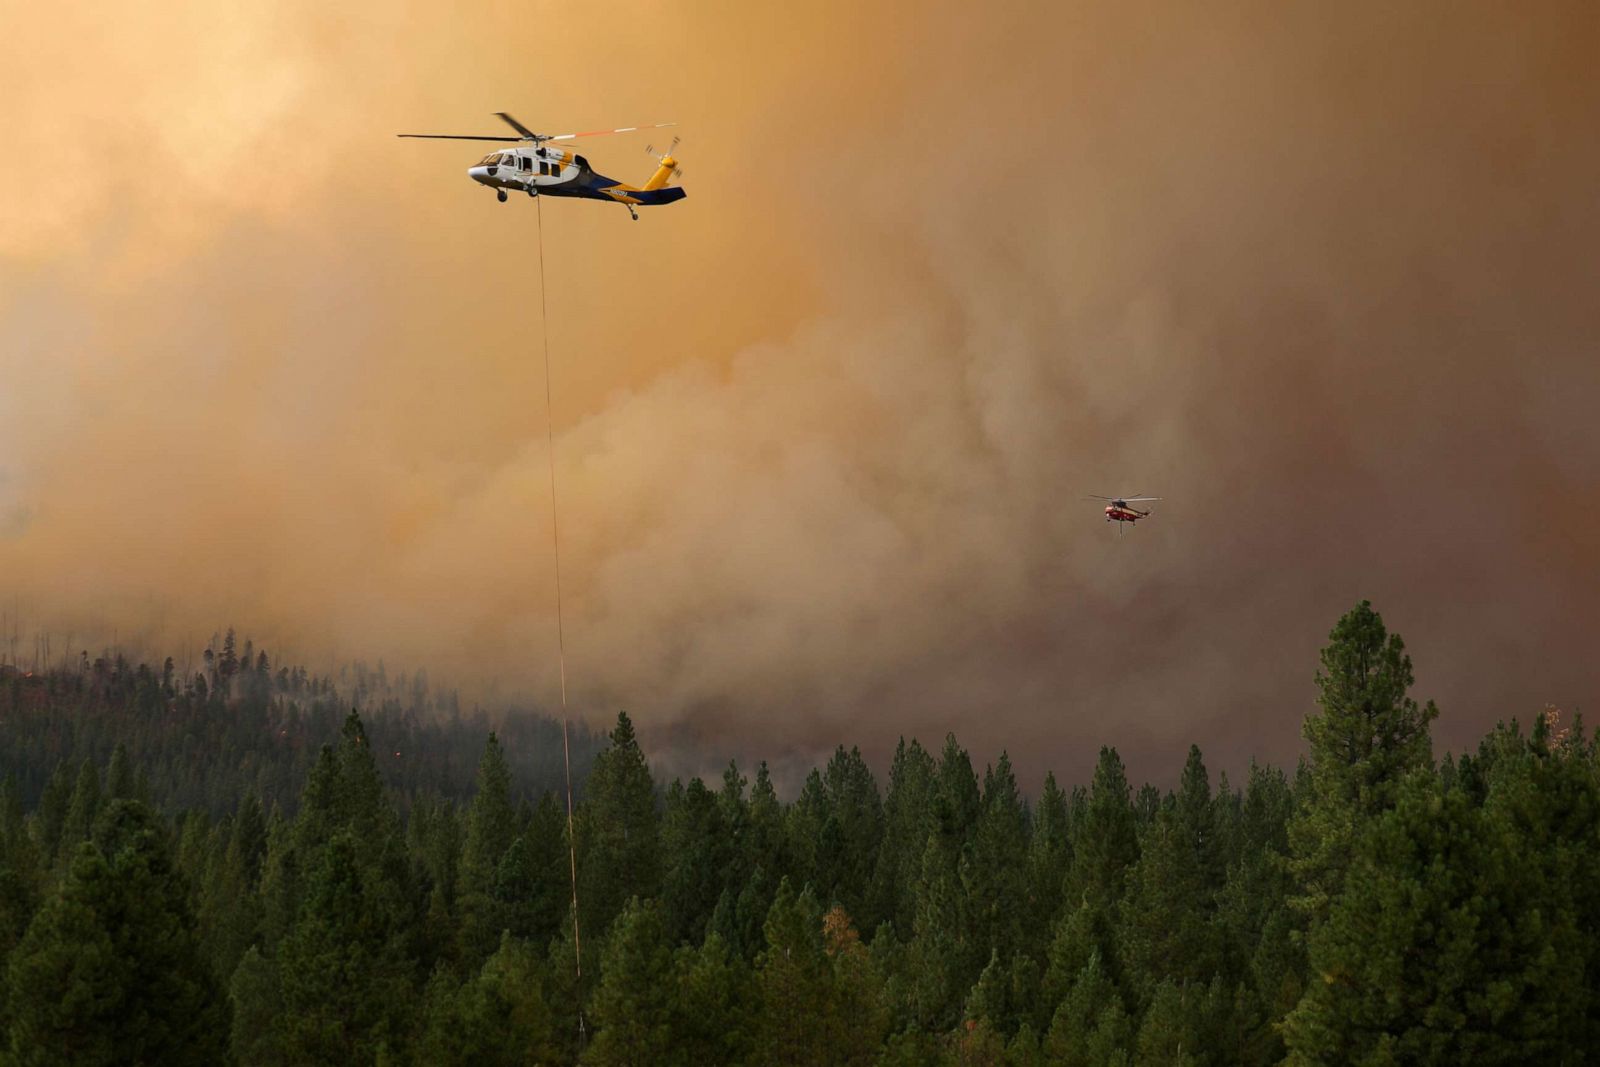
[[535, 195, 585, 1032]]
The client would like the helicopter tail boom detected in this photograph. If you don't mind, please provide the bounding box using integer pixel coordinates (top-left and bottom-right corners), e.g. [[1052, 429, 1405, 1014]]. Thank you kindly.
[[641, 156, 679, 191], [629, 186, 687, 205]]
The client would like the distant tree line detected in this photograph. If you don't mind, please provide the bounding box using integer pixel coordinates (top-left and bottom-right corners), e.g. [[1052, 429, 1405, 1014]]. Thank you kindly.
[[0, 602, 1597, 1064], [0, 627, 603, 817]]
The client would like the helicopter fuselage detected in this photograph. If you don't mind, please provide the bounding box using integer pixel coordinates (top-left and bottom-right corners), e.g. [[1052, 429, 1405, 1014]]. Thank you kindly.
[[468, 146, 685, 210], [1104, 505, 1149, 523]]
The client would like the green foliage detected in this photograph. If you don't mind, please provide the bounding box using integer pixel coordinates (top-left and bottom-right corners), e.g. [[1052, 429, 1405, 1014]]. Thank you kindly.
[[7, 801, 227, 1066], [1289, 601, 1437, 924], [1067, 747, 1139, 907], [274, 831, 415, 1062], [754, 880, 883, 1066], [0, 606, 1593, 1064], [668, 931, 756, 1067], [871, 739, 935, 939], [1134, 979, 1203, 1066], [1283, 763, 1579, 1064], [458, 733, 516, 965], [1043, 952, 1123, 1066], [584, 897, 676, 1066], [660, 777, 729, 947], [1118, 804, 1221, 994], [577, 712, 661, 944]]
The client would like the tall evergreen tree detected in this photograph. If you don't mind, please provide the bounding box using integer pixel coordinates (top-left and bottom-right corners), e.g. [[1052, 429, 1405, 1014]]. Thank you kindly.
[[58, 759, 102, 861], [755, 878, 856, 1067], [1118, 806, 1221, 995], [821, 746, 884, 924], [1066, 747, 1140, 907], [660, 777, 730, 946], [969, 753, 1029, 965], [274, 831, 416, 1063], [459, 734, 517, 964], [1288, 601, 1437, 925], [0, 776, 42, 988], [7, 801, 228, 1066], [577, 712, 661, 944], [415, 934, 560, 1066], [1028, 771, 1072, 940], [870, 738, 935, 937], [668, 931, 757, 1067], [1283, 772, 1563, 1063], [584, 897, 677, 1066]]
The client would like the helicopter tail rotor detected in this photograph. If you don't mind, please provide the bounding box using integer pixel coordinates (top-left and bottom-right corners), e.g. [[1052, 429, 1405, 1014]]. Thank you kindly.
[[646, 136, 684, 181]]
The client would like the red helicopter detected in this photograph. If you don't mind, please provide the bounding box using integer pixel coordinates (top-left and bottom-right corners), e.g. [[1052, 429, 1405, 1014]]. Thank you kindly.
[[1089, 495, 1160, 531]]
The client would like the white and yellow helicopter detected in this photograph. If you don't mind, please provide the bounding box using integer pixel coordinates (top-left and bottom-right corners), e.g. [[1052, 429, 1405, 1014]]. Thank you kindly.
[[399, 112, 685, 220]]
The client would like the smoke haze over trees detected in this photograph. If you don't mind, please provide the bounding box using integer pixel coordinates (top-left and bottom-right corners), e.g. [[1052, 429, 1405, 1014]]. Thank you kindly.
[[1, 602, 1597, 1063], [3, 2, 1598, 786]]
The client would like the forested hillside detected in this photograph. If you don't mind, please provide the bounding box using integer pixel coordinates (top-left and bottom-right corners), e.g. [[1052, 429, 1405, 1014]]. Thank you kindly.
[[1, 602, 1596, 1065], [0, 630, 603, 817]]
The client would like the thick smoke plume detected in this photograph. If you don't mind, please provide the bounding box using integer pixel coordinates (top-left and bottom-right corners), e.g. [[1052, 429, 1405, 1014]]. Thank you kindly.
[[3, 1, 1597, 786]]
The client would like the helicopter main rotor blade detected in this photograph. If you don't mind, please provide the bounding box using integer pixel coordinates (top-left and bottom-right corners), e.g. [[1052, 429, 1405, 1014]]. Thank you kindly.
[[1120, 497, 1161, 502], [397, 134, 523, 141], [547, 122, 678, 142], [495, 112, 540, 139]]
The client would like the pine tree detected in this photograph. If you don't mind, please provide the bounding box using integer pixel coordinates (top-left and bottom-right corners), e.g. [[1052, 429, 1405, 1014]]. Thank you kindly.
[[1288, 601, 1437, 925], [584, 897, 676, 1065], [1027, 772, 1072, 941], [7, 844, 124, 1066], [415, 933, 560, 1066], [907, 833, 970, 1030], [0, 776, 42, 987], [869, 738, 935, 939], [660, 776, 730, 946], [523, 790, 570, 948], [1066, 747, 1139, 907], [970, 753, 1029, 966], [1174, 746, 1221, 892], [275, 831, 416, 1062], [823, 904, 889, 1063], [1473, 713, 1600, 1055], [1039, 896, 1120, 1032], [668, 931, 757, 1067], [1043, 953, 1123, 1067], [1007, 1023, 1047, 1067], [1134, 979, 1202, 1066], [104, 744, 136, 802], [1118, 806, 1220, 993], [7, 801, 228, 1066], [821, 746, 884, 924], [59, 759, 101, 860], [786, 768, 833, 902], [576, 712, 661, 943], [33, 763, 73, 865], [459, 733, 517, 964], [755, 878, 841, 1067], [228, 947, 286, 1067], [1214, 762, 1301, 1062], [1283, 769, 1567, 1064]]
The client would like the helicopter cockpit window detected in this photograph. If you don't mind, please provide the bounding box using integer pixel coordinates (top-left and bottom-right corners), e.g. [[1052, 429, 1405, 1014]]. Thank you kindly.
[[478, 154, 499, 166]]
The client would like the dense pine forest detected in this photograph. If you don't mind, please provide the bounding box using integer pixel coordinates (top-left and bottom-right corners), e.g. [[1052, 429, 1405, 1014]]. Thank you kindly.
[[1, 602, 1596, 1065]]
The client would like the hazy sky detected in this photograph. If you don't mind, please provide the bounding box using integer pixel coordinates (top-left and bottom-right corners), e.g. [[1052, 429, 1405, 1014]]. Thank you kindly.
[[2, 1, 1597, 789]]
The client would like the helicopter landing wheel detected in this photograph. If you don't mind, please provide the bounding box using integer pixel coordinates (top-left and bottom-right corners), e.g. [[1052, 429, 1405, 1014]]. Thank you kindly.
[[627, 206, 639, 221], [496, 189, 508, 203]]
